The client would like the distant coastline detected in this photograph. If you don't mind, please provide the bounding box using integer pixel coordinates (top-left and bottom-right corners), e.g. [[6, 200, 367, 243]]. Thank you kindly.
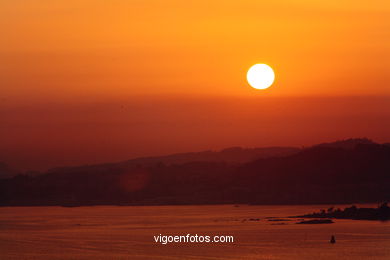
[[1, 139, 389, 207], [292, 203, 390, 221]]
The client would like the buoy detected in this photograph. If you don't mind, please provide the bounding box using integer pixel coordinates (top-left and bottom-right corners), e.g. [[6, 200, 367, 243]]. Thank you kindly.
[[330, 235, 336, 244]]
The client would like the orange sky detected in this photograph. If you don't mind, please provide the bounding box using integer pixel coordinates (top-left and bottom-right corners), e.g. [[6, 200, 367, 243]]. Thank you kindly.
[[1, 1, 390, 170], [2, 0, 389, 98]]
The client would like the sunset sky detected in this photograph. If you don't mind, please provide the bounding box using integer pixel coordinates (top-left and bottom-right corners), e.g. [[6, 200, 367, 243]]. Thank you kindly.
[[1, 0, 390, 170]]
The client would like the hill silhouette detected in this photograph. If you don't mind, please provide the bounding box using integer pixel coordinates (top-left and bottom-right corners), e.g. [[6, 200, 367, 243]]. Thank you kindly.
[[0, 162, 16, 179], [0, 139, 389, 206], [47, 146, 299, 173], [312, 138, 375, 150]]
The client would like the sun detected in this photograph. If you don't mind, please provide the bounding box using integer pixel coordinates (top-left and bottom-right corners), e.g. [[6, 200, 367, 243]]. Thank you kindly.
[[246, 64, 275, 90]]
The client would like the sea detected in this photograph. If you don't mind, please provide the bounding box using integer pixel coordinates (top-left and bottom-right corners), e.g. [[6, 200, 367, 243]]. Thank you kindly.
[[1, 204, 389, 259]]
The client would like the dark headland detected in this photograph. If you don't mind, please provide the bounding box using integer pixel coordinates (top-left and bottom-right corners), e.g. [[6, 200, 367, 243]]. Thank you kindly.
[[293, 203, 390, 221]]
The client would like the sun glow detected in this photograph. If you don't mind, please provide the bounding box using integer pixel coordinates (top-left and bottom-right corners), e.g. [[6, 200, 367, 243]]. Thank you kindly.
[[246, 64, 275, 90]]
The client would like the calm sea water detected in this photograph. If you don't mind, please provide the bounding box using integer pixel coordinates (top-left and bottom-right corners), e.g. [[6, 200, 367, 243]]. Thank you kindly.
[[0, 205, 389, 260]]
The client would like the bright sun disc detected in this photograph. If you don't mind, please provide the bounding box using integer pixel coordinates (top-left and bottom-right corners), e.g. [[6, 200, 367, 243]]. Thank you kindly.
[[246, 64, 275, 90]]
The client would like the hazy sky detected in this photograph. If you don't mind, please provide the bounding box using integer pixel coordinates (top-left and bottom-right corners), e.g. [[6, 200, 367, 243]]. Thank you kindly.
[[1, 1, 390, 170]]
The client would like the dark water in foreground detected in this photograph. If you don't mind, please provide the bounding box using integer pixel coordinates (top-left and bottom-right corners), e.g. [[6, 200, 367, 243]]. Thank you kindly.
[[0, 205, 389, 259]]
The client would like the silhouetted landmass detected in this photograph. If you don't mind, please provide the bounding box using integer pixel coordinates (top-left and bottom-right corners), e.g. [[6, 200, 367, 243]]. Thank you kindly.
[[267, 218, 291, 222], [294, 203, 390, 220], [48, 146, 300, 173], [0, 140, 389, 206], [312, 138, 375, 150], [0, 162, 16, 179], [296, 219, 334, 224], [127, 146, 301, 165]]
